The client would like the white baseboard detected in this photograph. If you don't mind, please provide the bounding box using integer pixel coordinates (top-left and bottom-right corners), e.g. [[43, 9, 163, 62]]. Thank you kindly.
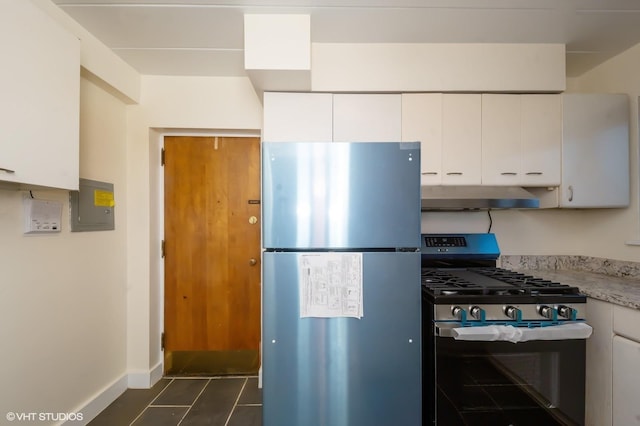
[[150, 361, 164, 386], [128, 361, 163, 389], [69, 374, 128, 425], [70, 362, 164, 425]]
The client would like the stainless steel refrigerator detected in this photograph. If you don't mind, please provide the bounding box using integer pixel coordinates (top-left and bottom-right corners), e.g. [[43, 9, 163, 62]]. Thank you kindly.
[[262, 141, 421, 426]]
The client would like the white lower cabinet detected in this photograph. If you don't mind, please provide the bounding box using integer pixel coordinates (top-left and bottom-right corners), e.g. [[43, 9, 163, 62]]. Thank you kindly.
[[612, 304, 640, 426], [586, 299, 640, 426], [585, 298, 613, 426], [612, 335, 640, 425]]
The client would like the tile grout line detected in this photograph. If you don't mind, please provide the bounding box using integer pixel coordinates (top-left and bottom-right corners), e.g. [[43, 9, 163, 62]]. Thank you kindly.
[[177, 378, 211, 426], [148, 378, 175, 406], [128, 378, 175, 426], [147, 404, 191, 408], [224, 377, 248, 426]]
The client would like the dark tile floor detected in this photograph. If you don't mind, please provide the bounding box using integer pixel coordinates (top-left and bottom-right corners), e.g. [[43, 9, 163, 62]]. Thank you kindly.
[[89, 376, 262, 426]]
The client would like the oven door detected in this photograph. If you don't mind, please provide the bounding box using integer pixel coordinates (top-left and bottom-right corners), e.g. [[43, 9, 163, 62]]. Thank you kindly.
[[428, 323, 587, 426]]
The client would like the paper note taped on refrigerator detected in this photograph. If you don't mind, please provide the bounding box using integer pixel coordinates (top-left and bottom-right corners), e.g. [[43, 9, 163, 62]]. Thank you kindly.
[[299, 253, 363, 319]]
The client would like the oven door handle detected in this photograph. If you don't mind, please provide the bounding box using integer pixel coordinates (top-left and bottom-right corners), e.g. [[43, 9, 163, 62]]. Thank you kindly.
[[435, 322, 593, 342]]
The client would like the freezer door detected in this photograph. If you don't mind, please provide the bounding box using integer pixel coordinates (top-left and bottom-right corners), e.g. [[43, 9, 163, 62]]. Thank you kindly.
[[262, 251, 421, 426], [262, 142, 420, 249]]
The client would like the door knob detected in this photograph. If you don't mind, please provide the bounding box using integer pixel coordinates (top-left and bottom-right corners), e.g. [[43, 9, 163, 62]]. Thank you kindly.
[[249, 258, 257, 266], [248, 216, 258, 225]]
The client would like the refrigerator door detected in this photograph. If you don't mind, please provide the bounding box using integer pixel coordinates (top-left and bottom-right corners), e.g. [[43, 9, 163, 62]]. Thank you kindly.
[[262, 251, 421, 426], [262, 142, 420, 249]]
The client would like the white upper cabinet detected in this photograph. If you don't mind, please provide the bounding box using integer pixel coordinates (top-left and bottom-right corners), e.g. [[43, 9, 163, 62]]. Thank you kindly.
[[262, 92, 400, 143], [262, 92, 333, 142], [0, 1, 80, 190], [264, 91, 629, 209], [401, 94, 443, 185], [333, 94, 401, 142], [481, 94, 521, 185], [481, 94, 561, 186], [560, 94, 629, 208], [441, 94, 482, 185], [520, 95, 562, 186], [402, 93, 481, 186]]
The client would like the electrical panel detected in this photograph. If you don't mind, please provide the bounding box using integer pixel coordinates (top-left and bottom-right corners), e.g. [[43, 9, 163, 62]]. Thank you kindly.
[[23, 196, 62, 234], [70, 178, 115, 232]]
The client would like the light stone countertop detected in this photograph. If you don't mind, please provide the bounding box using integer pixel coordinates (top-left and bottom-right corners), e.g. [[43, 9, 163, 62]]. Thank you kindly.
[[499, 255, 640, 310]]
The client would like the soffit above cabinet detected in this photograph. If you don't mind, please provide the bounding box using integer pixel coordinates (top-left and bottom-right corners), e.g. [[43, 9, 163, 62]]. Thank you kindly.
[[52, 0, 640, 85]]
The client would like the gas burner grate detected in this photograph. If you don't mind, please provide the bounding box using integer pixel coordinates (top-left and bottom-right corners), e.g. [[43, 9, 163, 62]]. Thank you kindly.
[[421, 267, 581, 297], [472, 268, 573, 289], [421, 269, 486, 296]]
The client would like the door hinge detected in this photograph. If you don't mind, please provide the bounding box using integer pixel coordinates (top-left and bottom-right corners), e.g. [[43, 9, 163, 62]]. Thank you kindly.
[[161, 240, 165, 258], [161, 148, 165, 166], [161, 332, 165, 351]]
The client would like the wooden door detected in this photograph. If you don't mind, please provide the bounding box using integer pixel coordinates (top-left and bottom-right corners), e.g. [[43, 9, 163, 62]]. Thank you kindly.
[[163, 136, 261, 375]]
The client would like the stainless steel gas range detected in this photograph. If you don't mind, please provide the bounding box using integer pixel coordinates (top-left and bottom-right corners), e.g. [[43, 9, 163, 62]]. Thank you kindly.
[[421, 233, 592, 426]]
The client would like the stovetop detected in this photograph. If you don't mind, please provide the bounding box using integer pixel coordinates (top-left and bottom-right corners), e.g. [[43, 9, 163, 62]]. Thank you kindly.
[[420, 233, 586, 305], [421, 267, 579, 296], [421, 267, 582, 297]]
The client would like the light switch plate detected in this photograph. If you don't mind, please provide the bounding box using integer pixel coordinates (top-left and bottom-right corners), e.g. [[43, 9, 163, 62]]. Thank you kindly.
[[23, 196, 62, 234]]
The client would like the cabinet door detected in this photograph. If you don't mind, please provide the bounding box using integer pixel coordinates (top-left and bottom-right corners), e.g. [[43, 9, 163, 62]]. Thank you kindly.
[[481, 94, 521, 185], [401, 94, 442, 185], [586, 298, 613, 426], [333, 94, 401, 142], [612, 335, 640, 426], [521, 95, 561, 186], [441, 94, 481, 185], [0, 1, 80, 190], [561, 94, 629, 207], [262, 92, 333, 142]]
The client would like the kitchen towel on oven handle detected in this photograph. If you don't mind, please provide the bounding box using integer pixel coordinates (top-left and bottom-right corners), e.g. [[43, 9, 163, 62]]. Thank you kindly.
[[451, 323, 593, 343]]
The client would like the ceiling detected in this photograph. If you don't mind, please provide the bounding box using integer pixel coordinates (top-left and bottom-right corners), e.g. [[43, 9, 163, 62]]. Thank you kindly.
[[52, 0, 640, 79]]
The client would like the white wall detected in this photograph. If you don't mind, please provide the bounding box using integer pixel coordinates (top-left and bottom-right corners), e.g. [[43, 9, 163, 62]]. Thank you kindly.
[[125, 75, 263, 382], [0, 75, 129, 422], [423, 44, 640, 262], [312, 43, 566, 92]]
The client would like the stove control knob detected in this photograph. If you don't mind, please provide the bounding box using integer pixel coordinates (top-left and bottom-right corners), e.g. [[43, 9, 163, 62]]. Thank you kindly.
[[503, 306, 522, 321], [470, 306, 485, 321], [538, 305, 556, 320], [451, 306, 466, 321], [558, 305, 576, 320]]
